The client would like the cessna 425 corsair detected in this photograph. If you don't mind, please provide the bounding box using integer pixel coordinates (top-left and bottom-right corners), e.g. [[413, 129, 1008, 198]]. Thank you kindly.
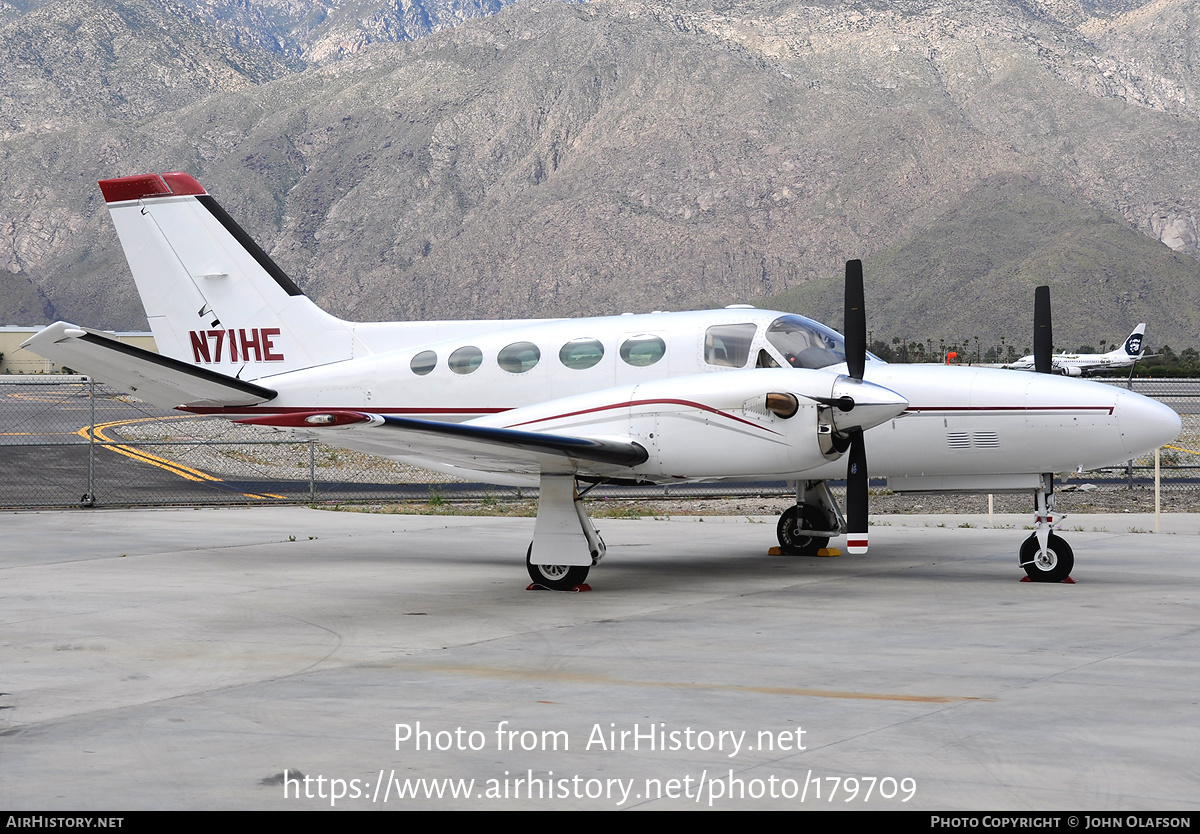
[[1006, 324, 1152, 377], [22, 173, 1181, 589]]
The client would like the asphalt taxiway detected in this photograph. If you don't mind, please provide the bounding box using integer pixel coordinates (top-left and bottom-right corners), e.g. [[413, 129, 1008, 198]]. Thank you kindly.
[[2, 507, 1198, 810]]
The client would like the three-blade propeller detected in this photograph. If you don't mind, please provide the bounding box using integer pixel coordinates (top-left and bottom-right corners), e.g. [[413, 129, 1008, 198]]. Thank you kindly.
[[843, 259, 869, 554]]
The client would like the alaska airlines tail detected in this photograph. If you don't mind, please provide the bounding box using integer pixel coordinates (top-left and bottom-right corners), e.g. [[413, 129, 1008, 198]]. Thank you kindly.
[[99, 173, 359, 379], [1120, 324, 1147, 358]]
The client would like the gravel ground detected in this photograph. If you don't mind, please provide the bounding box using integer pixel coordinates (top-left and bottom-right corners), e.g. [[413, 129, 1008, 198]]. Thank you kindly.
[[711, 486, 1185, 517], [334, 484, 1190, 519]]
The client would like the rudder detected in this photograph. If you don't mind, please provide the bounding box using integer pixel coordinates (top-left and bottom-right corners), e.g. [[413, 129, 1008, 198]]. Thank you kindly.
[[1122, 324, 1146, 358], [100, 173, 358, 379]]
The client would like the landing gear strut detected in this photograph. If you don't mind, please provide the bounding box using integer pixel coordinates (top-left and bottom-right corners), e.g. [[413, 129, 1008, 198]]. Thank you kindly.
[[1020, 473, 1074, 582], [526, 474, 603, 591], [776, 480, 842, 556]]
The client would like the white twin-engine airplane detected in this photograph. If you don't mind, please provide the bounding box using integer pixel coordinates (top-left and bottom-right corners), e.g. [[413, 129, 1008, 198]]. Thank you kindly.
[[1006, 324, 1152, 377], [23, 172, 1181, 590]]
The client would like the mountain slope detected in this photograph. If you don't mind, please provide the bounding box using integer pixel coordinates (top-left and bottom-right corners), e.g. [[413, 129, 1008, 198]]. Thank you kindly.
[[763, 175, 1200, 351], [1, 0, 1196, 351]]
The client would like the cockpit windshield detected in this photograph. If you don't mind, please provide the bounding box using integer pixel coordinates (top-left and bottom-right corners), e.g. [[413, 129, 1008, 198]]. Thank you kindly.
[[765, 315, 848, 370]]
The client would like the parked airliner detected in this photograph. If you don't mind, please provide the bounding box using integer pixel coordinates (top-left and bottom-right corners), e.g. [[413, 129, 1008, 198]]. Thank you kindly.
[[21, 173, 1181, 589], [1006, 324, 1153, 376]]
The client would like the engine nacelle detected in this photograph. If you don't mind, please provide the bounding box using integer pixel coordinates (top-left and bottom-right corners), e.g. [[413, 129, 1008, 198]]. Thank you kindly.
[[482, 368, 907, 482]]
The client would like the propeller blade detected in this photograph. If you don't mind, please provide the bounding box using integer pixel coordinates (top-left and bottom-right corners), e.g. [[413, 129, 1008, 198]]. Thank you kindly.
[[845, 428, 868, 554], [844, 259, 866, 381], [1034, 285, 1052, 374]]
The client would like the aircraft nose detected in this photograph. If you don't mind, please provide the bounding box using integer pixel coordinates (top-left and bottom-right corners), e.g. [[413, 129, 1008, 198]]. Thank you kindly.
[[1116, 391, 1181, 457]]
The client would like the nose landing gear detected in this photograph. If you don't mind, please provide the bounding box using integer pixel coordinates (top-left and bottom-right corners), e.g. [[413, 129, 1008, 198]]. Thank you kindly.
[[1019, 474, 1075, 582], [1019, 533, 1075, 583]]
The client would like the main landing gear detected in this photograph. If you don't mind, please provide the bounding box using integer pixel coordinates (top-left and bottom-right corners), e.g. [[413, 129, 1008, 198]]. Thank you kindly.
[[525, 474, 604, 591], [1019, 473, 1075, 582], [526, 544, 592, 591], [776, 480, 843, 556]]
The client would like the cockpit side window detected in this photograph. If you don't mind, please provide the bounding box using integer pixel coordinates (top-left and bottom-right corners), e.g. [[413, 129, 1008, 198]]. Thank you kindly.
[[704, 323, 757, 368], [765, 315, 847, 370], [755, 349, 780, 369]]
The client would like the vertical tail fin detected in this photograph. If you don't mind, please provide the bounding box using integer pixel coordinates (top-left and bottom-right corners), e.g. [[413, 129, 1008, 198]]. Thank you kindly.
[[99, 173, 358, 379], [1121, 324, 1147, 358]]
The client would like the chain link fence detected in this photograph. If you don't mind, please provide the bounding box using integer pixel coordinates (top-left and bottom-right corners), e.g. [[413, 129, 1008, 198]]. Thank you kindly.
[[0, 378, 797, 508], [1, 377, 1196, 509], [1094, 380, 1200, 490]]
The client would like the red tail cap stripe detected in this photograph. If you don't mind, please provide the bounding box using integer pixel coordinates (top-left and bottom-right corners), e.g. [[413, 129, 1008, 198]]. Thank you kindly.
[[160, 172, 206, 195], [98, 172, 207, 203]]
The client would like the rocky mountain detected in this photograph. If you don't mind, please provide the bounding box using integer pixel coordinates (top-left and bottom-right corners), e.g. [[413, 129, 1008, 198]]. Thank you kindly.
[[0, 0, 536, 138], [1, 0, 1197, 351], [0, 0, 294, 138], [167, 0, 526, 62], [764, 174, 1200, 352]]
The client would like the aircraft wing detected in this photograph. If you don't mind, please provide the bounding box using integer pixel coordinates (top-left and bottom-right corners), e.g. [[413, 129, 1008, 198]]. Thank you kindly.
[[236, 411, 648, 480], [19, 322, 277, 409]]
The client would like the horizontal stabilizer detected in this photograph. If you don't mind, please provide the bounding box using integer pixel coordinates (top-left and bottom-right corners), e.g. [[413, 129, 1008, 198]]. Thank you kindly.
[[236, 411, 648, 475], [20, 322, 277, 409]]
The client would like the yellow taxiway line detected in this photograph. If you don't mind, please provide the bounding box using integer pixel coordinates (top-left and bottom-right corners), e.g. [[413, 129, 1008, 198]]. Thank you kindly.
[[78, 416, 286, 500]]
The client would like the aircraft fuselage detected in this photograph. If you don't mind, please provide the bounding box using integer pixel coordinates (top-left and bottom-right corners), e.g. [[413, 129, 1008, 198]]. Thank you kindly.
[[178, 308, 1178, 488]]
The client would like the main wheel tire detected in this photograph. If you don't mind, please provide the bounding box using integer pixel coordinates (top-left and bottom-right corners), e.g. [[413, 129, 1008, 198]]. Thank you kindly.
[[526, 544, 590, 591], [1020, 533, 1074, 582], [776, 505, 831, 557]]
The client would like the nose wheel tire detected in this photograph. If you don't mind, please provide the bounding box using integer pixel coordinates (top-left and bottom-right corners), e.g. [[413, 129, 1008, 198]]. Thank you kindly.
[[526, 544, 590, 591], [777, 505, 832, 557], [1020, 533, 1074, 582]]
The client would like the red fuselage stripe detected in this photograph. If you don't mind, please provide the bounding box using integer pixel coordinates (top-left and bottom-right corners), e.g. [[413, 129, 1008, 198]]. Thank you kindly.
[[904, 405, 1116, 415], [504, 398, 781, 435]]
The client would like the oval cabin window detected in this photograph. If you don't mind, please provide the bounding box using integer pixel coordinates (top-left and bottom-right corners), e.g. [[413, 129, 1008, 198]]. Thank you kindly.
[[410, 350, 437, 376], [448, 346, 483, 375], [619, 335, 666, 367], [559, 338, 605, 370], [497, 341, 541, 374]]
